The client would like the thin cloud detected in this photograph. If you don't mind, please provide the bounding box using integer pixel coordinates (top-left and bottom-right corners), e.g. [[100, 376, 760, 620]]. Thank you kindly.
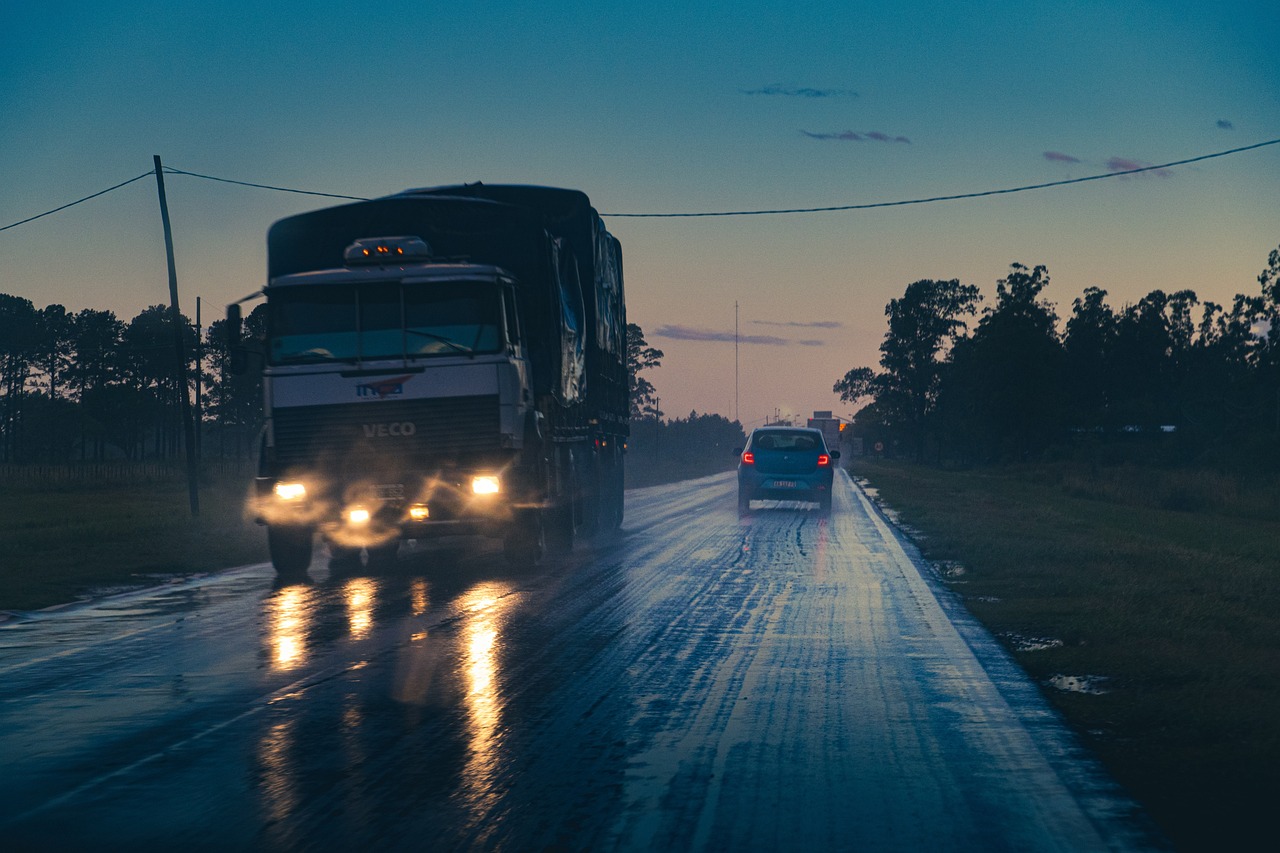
[[752, 319, 844, 329], [660, 324, 798, 343], [743, 85, 858, 98], [1044, 151, 1081, 164], [1217, 119, 1234, 130], [1106, 156, 1173, 178], [802, 130, 910, 144]]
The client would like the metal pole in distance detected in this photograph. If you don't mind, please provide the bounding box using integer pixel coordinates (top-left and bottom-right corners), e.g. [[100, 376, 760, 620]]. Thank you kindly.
[[734, 300, 739, 425], [153, 155, 200, 517], [195, 296, 202, 462]]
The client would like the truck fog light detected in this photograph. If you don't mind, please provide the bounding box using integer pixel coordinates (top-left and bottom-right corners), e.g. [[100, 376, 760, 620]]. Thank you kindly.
[[274, 481, 307, 501], [408, 504, 430, 520], [471, 475, 500, 495], [347, 506, 371, 524]]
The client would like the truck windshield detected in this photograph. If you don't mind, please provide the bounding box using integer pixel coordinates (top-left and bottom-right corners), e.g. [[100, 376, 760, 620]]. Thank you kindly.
[[269, 280, 503, 365]]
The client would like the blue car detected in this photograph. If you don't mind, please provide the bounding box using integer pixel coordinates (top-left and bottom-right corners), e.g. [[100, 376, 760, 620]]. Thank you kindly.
[[736, 426, 838, 516]]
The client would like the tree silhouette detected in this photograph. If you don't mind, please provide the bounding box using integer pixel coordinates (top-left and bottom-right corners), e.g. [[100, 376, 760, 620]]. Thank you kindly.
[[626, 322, 664, 419], [835, 278, 979, 460], [941, 263, 1064, 461], [0, 294, 40, 462]]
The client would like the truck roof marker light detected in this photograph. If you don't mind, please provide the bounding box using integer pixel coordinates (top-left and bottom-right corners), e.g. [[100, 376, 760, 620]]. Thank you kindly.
[[344, 236, 433, 265]]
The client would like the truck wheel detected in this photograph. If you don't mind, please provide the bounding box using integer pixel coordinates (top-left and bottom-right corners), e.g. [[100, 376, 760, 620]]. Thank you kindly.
[[268, 525, 313, 576], [366, 540, 399, 569], [503, 511, 543, 566], [544, 502, 574, 553], [611, 454, 625, 529], [578, 452, 600, 538], [327, 543, 360, 568]]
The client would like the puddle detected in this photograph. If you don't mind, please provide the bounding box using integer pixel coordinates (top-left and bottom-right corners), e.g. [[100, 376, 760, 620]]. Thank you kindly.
[[1001, 632, 1064, 652], [78, 572, 206, 601], [931, 560, 966, 580], [1047, 674, 1111, 695], [970, 595, 1001, 603]]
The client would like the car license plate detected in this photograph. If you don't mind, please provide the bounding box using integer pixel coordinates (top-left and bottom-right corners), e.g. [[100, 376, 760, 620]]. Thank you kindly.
[[771, 480, 798, 489]]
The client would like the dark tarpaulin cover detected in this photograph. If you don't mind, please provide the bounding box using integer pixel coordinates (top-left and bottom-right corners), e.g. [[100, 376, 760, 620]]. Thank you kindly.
[[265, 189, 610, 408]]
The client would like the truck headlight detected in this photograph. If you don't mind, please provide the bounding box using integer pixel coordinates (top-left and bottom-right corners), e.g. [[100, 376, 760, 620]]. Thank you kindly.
[[347, 506, 371, 525], [274, 481, 307, 501], [471, 475, 500, 495]]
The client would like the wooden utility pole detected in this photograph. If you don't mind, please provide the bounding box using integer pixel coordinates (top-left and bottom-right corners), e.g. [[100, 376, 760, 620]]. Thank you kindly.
[[153, 155, 200, 517]]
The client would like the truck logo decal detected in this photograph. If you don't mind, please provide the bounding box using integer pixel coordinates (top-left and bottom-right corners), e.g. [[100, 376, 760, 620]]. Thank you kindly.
[[356, 375, 413, 399], [362, 422, 417, 438]]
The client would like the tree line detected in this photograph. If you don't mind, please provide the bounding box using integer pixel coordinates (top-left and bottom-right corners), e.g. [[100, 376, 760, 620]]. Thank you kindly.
[[835, 244, 1280, 470], [0, 295, 265, 463], [625, 323, 746, 485], [0, 308, 724, 471]]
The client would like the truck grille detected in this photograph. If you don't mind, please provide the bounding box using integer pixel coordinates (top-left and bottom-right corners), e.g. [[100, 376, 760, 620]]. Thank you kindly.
[[272, 395, 500, 473]]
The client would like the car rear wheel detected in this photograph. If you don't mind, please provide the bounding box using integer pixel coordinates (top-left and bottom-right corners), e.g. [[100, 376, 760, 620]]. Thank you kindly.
[[818, 493, 833, 516], [737, 487, 752, 516]]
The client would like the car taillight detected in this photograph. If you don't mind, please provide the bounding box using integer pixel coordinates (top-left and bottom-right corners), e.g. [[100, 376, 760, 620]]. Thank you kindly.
[[742, 452, 754, 465], [817, 454, 830, 467]]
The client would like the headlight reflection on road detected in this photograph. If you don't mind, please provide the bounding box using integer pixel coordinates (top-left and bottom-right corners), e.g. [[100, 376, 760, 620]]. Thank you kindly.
[[344, 577, 379, 640], [411, 578, 429, 617], [256, 717, 300, 834], [458, 582, 518, 822], [267, 585, 314, 671]]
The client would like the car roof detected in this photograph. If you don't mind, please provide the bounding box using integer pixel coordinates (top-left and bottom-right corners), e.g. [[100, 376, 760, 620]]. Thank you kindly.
[[751, 426, 822, 435]]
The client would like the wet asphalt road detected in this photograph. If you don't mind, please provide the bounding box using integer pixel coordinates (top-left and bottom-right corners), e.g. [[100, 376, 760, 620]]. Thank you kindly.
[[0, 470, 1161, 851]]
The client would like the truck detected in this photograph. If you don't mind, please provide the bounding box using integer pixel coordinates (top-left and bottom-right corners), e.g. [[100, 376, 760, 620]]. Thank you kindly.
[[806, 411, 843, 456], [227, 184, 628, 575]]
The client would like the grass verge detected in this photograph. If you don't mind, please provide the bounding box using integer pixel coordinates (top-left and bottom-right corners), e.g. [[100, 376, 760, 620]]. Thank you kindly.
[[0, 457, 722, 612], [0, 477, 267, 612], [850, 457, 1280, 853]]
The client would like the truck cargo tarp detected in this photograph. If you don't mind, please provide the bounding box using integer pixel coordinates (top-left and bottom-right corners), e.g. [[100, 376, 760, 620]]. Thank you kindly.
[[267, 194, 584, 404]]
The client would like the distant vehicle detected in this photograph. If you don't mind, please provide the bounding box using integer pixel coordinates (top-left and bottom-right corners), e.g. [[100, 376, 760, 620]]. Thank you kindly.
[[227, 184, 629, 574], [806, 411, 843, 454], [735, 426, 838, 516]]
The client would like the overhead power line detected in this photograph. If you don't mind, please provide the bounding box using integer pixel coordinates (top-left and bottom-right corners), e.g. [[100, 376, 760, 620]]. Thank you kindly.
[[2, 137, 1277, 233], [160, 167, 368, 201], [601, 137, 1280, 217], [0, 171, 153, 232]]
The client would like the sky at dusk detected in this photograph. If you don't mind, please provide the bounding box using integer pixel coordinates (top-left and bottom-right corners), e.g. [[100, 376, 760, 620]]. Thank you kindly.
[[2, 1, 1277, 428]]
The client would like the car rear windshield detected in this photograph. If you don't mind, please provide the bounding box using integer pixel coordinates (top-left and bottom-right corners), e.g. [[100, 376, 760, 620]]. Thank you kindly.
[[751, 431, 822, 451]]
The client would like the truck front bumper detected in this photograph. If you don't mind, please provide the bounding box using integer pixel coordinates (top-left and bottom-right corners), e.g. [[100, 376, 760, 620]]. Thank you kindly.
[[254, 470, 535, 545]]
